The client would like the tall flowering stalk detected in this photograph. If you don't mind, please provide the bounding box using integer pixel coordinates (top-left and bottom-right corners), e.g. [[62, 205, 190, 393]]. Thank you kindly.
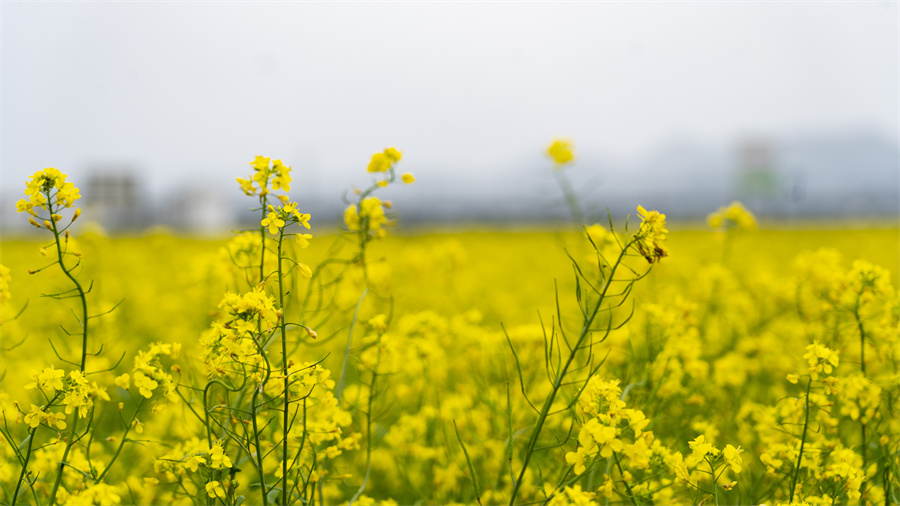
[[546, 139, 584, 225], [507, 205, 668, 505], [173, 156, 356, 506], [14, 168, 90, 505], [334, 148, 413, 506], [336, 146, 414, 401], [240, 156, 312, 506]]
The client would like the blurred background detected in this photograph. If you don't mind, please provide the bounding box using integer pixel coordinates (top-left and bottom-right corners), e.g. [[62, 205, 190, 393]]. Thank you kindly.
[[1, 2, 897, 234]]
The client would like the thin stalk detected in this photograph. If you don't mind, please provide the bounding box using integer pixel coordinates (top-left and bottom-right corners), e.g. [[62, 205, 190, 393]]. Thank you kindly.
[[789, 378, 813, 503], [249, 339, 273, 506], [277, 228, 290, 506], [708, 458, 719, 506], [47, 193, 90, 506], [553, 168, 584, 225], [508, 241, 633, 505], [96, 398, 146, 482], [613, 453, 639, 506], [289, 397, 309, 501], [349, 359, 379, 506], [854, 302, 868, 498], [260, 194, 269, 284], [335, 289, 368, 402], [11, 428, 37, 505], [454, 420, 483, 506]]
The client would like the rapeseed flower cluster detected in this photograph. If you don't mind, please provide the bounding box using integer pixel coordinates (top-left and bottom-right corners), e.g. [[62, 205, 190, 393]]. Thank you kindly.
[[16, 167, 81, 216], [237, 156, 292, 196], [707, 201, 757, 231], [635, 205, 668, 263], [344, 147, 414, 243]]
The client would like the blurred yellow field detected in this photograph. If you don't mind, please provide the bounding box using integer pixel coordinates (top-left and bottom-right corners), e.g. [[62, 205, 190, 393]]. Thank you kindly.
[[1, 161, 898, 506]]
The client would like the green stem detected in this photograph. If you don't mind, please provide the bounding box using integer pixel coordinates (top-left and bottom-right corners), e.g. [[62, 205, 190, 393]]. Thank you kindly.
[[277, 228, 290, 506], [47, 193, 89, 506], [553, 168, 584, 225], [248, 341, 272, 506], [613, 453, 639, 506], [350, 353, 380, 506], [789, 378, 813, 503], [96, 398, 145, 482], [260, 194, 268, 284], [854, 303, 868, 498], [11, 427, 37, 505], [335, 289, 368, 403], [708, 458, 719, 506], [508, 241, 633, 505]]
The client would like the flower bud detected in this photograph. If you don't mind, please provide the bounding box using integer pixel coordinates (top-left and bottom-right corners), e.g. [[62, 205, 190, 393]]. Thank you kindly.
[[305, 327, 318, 339], [28, 218, 42, 229], [43, 220, 52, 229], [73, 208, 82, 221], [51, 214, 62, 222]]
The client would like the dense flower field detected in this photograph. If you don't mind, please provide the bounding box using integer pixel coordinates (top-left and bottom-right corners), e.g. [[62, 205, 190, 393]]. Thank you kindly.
[[1, 150, 898, 506]]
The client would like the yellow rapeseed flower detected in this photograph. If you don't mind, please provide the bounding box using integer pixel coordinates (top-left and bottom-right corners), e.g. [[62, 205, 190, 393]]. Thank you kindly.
[[547, 139, 575, 166], [384, 147, 402, 162], [249, 155, 270, 170], [367, 152, 392, 173], [206, 481, 226, 499], [723, 444, 743, 473], [261, 211, 285, 234]]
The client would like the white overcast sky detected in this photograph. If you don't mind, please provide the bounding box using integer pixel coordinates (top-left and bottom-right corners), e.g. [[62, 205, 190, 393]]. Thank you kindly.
[[1, 1, 898, 208]]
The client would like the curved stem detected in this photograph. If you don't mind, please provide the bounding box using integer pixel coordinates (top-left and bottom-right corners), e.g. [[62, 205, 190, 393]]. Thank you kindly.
[[47, 193, 90, 506], [96, 398, 146, 482], [335, 289, 368, 403], [789, 377, 813, 503]]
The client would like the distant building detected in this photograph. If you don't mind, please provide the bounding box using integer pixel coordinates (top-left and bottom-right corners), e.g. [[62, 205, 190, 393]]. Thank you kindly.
[[85, 170, 148, 230], [162, 188, 234, 234], [736, 138, 780, 208]]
